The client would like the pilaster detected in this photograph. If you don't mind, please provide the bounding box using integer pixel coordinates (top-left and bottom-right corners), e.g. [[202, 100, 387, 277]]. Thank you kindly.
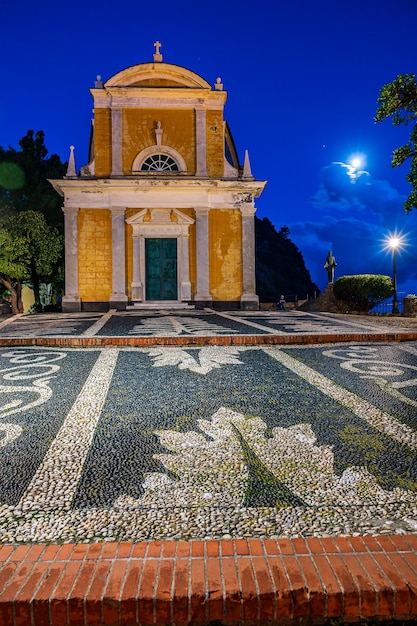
[[240, 205, 259, 310], [131, 235, 143, 301], [110, 207, 128, 308], [111, 108, 123, 176], [195, 107, 207, 177], [180, 235, 191, 301], [62, 205, 81, 312], [194, 208, 212, 304]]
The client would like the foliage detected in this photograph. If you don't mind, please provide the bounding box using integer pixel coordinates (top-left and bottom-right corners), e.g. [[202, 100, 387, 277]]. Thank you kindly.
[[0, 131, 66, 313], [0, 130, 66, 229], [375, 73, 417, 213], [0, 210, 63, 314], [333, 274, 394, 312], [255, 217, 319, 302]]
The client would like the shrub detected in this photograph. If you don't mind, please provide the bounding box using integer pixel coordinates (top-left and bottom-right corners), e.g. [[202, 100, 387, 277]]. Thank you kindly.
[[333, 274, 394, 312]]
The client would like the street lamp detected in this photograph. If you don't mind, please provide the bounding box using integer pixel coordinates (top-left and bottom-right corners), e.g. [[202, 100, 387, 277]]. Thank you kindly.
[[389, 237, 400, 314]]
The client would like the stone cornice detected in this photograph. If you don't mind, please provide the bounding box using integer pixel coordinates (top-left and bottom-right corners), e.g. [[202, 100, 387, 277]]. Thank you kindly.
[[49, 177, 267, 209], [90, 89, 227, 110], [50, 177, 267, 195]]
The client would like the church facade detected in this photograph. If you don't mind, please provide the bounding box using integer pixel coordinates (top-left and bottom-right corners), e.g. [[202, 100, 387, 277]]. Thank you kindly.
[[50, 44, 267, 312]]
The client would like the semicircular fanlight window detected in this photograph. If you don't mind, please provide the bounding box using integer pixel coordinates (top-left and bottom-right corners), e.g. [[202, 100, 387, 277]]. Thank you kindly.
[[140, 154, 179, 172]]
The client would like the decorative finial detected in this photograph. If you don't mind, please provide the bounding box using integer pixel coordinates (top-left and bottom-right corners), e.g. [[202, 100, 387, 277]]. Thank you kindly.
[[153, 41, 163, 62], [242, 150, 253, 179], [66, 146, 77, 177], [214, 77, 223, 91], [94, 75, 103, 88]]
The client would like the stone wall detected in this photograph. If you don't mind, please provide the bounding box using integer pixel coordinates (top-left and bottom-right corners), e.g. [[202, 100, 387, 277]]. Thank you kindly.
[[297, 284, 338, 312], [404, 296, 417, 317]]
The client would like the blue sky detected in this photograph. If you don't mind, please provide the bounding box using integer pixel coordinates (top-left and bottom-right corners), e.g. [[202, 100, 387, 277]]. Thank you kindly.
[[2, 0, 416, 297]]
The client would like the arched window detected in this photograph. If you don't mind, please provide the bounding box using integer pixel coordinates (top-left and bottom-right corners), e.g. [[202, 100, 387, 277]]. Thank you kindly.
[[132, 146, 186, 173], [140, 154, 179, 172]]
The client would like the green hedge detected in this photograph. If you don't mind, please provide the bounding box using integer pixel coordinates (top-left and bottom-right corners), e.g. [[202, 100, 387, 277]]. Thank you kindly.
[[333, 274, 394, 312]]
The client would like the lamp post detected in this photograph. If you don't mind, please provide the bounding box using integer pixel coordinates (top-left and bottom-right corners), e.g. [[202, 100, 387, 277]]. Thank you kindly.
[[389, 237, 400, 314]]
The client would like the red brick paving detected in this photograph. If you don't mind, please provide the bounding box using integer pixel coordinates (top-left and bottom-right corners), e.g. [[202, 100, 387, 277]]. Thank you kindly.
[[0, 536, 416, 625], [1, 331, 417, 348]]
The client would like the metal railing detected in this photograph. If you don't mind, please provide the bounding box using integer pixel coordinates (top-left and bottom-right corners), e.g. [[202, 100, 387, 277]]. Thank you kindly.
[[370, 294, 404, 315]]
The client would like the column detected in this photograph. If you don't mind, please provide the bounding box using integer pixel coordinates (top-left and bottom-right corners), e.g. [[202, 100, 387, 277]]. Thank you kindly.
[[62, 205, 81, 312], [180, 234, 191, 301], [195, 107, 207, 177], [111, 108, 123, 176], [240, 206, 259, 310], [110, 207, 128, 308], [194, 208, 212, 304], [131, 234, 143, 301]]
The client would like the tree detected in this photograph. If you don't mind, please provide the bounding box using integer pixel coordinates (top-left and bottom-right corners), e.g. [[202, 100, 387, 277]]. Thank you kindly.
[[0, 130, 66, 229], [0, 131, 66, 312], [0, 211, 63, 314], [333, 275, 394, 313], [255, 217, 319, 302], [375, 73, 417, 213]]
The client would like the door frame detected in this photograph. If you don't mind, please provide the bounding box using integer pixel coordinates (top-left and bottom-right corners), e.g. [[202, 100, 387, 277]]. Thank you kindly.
[[126, 208, 194, 303], [144, 237, 178, 301]]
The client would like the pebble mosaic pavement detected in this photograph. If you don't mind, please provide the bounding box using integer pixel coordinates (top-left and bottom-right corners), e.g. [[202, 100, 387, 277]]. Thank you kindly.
[[1, 310, 417, 545], [1, 308, 414, 338]]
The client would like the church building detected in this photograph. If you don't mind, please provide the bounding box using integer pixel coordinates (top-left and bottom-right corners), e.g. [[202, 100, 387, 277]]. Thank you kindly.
[[50, 43, 267, 312]]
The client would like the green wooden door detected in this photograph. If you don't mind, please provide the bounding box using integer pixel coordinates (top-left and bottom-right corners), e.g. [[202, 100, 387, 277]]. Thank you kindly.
[[145, 238, 178, 300]]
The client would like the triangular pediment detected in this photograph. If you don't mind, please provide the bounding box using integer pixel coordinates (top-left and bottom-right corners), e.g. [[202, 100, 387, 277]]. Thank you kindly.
[[126, 208, 194, 225]]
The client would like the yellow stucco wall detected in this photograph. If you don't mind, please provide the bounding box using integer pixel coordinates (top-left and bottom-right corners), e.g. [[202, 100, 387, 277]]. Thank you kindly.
[[78, 209, 112, 301], [22, 285, 35, 313], [77, 207, 242, 303], [94, 109, 112, 177], [209, 209, 242, 300], [206, 110, 225, 178], [123, 110, 196, 174], [93, 106, 226, 177]]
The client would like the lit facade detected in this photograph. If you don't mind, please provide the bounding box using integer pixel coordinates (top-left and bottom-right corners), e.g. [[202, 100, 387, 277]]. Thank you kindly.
[[50, 44, 267, 312]]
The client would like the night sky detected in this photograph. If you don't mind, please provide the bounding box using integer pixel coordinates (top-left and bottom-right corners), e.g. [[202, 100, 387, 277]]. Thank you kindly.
[[2, 0, 416, 297]]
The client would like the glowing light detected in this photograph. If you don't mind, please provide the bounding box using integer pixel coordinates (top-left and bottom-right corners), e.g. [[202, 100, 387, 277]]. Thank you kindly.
[[382, 232, 405, 253], [382, 232, 406, 315], [348, 153, 366, 172]]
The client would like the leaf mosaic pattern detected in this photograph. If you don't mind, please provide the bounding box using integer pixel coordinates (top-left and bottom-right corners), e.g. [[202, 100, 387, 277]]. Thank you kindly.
[[136, 407, 412, 509], [144, 347, 245, 374]]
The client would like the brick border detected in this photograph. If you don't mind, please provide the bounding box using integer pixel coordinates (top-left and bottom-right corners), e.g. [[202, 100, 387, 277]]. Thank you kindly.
[[0, 536, 416, 625], [1, 331, 417, 348]]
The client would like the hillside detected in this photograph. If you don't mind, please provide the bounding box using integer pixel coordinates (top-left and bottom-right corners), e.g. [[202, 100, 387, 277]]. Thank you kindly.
[[255, 216, 319, 303]]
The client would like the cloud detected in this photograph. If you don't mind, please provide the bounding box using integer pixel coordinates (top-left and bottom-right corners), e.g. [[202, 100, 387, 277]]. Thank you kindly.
[[311, 161, 405, 225], [289, 161, 417, 295]]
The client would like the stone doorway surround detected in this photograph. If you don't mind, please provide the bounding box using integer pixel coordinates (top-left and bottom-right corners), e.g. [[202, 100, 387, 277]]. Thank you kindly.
[[126, 208, 193, 305]]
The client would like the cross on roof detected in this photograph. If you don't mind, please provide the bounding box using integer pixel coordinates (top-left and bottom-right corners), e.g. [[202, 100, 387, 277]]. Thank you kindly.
[[153, 41, 163, 62]]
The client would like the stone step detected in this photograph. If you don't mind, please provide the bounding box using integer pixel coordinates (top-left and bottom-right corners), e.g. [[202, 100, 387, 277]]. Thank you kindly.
[[126, 302, 195, 310]]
